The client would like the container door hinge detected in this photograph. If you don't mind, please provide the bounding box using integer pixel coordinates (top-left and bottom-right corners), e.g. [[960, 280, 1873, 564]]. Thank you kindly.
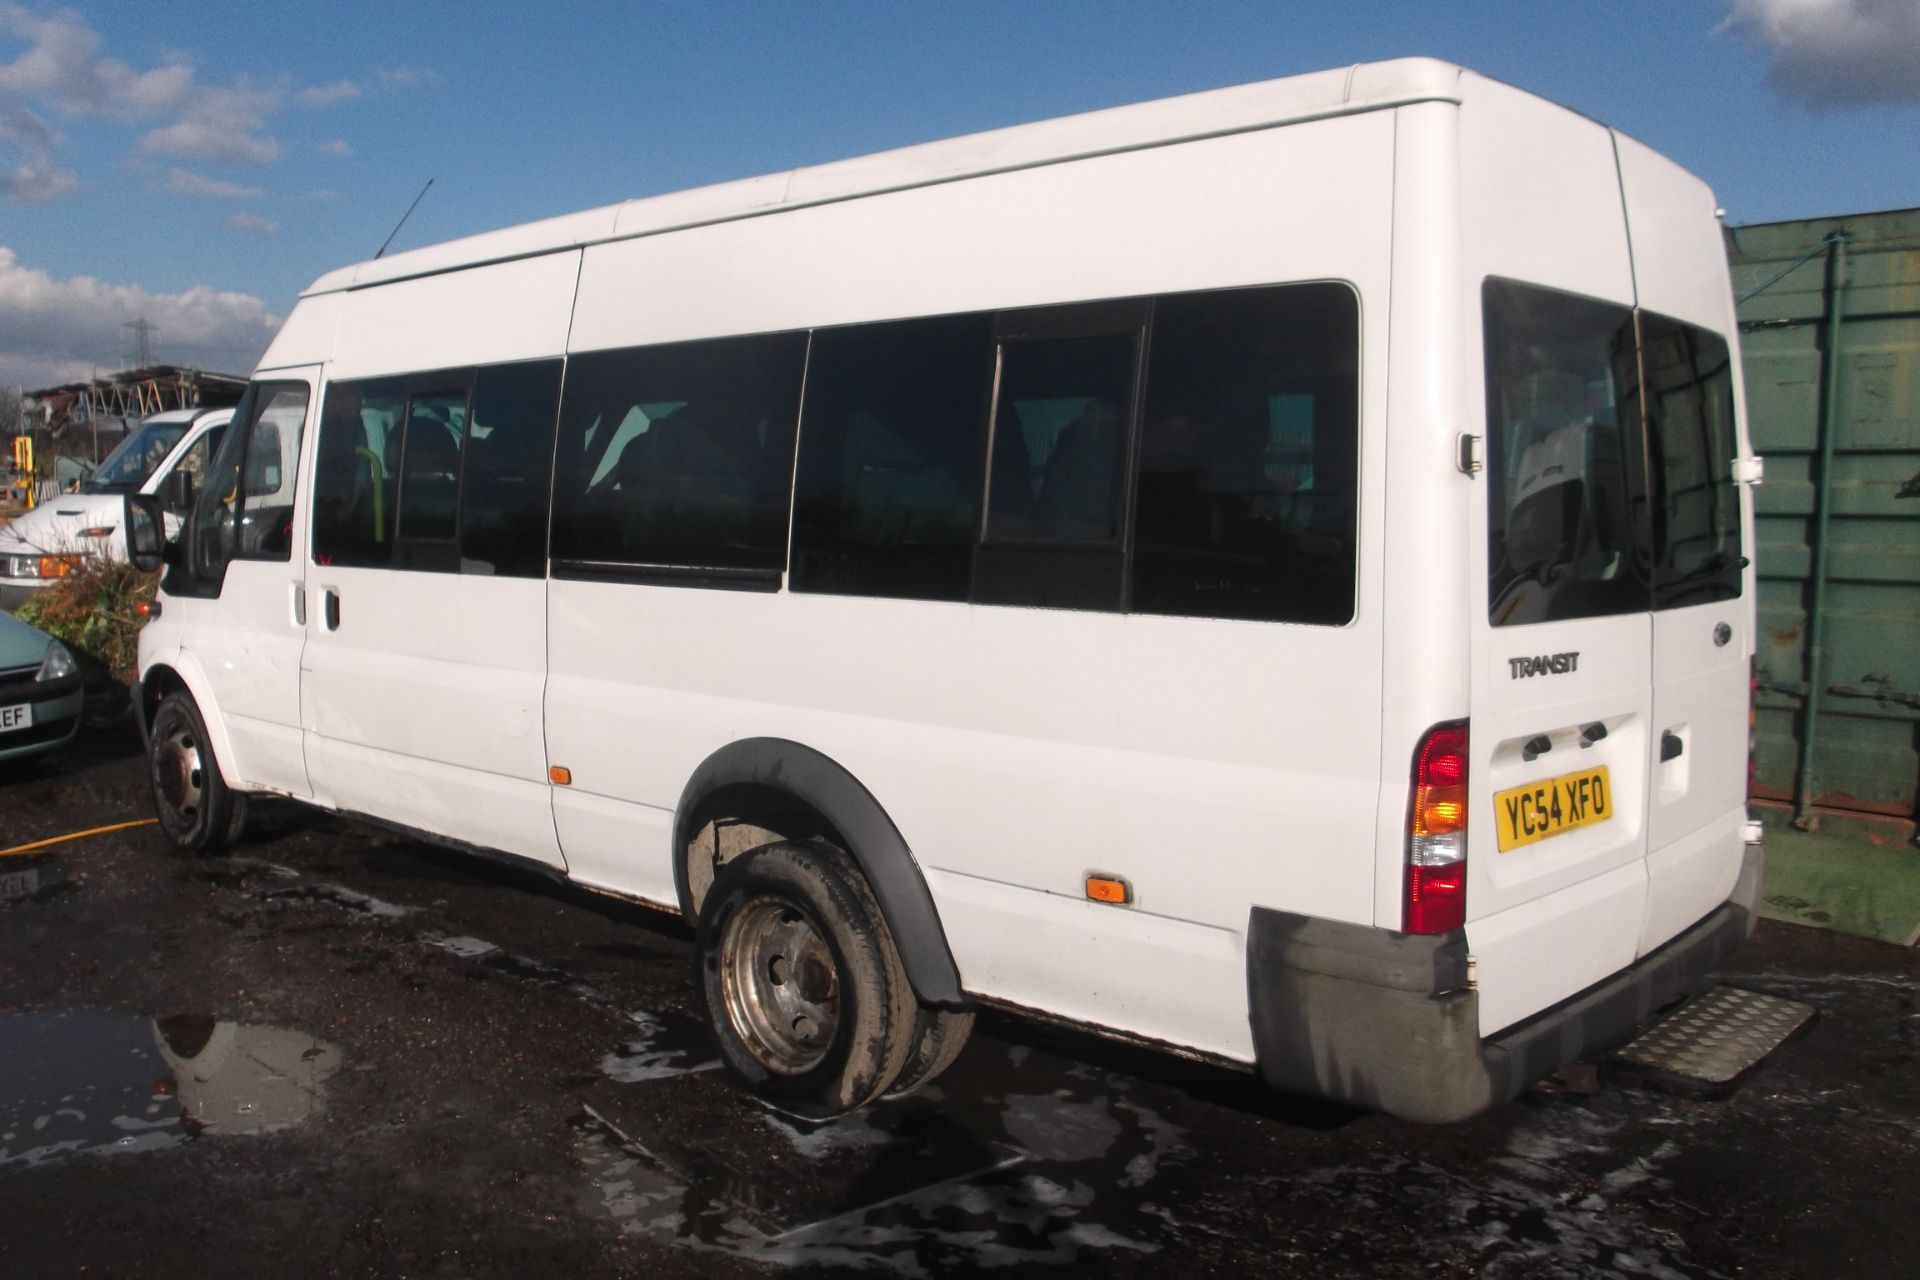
[[1456, 433, 1484, 475], [1733, 455, 1765, 486]]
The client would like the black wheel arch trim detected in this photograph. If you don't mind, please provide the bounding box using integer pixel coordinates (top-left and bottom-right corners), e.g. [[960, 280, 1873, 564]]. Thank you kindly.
[[672, 737, 964, 1006]]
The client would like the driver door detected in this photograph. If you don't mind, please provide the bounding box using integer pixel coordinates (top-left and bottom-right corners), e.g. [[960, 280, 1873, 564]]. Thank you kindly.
[[181, 369, 319, 798]]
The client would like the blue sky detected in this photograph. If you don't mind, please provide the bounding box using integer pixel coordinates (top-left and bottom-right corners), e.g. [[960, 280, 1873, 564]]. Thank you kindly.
[[3, 0, 1917, 387]]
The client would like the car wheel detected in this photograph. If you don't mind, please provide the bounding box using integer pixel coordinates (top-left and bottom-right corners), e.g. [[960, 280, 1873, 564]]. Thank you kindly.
[[148, 691, 239, 856], [697, 841, 916, 1115], [887, 1006, 975, 1097]]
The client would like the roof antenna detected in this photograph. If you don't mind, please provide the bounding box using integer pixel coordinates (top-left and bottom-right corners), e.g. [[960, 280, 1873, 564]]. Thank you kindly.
[[375, 178, 434, 259]]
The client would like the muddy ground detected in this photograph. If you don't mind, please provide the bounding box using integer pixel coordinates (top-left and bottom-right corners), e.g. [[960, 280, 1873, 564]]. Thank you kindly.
[[2, 725, 1916, 1278]]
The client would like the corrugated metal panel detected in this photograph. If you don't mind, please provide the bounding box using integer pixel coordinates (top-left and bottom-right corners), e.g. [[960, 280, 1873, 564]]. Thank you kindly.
[[1726, 208, 1920, 834]]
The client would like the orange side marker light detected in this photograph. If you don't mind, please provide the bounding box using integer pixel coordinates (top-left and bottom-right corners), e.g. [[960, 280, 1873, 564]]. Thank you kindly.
[[549, 765, 572, 786], [1085, 874, 1132, 906]]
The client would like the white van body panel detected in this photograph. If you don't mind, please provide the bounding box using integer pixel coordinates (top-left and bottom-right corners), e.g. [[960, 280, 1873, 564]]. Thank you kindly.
[[330, 252, 580, 378], [549, 112, 1396, 1041]]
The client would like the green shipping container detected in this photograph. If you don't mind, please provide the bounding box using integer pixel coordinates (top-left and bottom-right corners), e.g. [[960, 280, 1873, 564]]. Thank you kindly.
[[1727, 208, 1920, 844]]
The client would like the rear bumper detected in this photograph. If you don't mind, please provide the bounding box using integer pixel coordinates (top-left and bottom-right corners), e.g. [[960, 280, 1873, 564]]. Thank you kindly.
[[1247, 842, 1764, 1123]]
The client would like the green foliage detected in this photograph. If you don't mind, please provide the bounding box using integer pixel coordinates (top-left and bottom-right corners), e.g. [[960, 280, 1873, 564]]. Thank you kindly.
[[13, 556, 159, 682]]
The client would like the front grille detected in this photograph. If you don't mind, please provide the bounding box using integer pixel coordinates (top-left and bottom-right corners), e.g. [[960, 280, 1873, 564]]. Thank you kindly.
[[0, 664, 39, 700]]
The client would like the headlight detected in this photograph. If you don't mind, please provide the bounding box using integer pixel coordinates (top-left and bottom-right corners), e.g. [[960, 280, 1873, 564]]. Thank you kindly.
[[35, 640, 78, 682], [5, 554, 37, 578]]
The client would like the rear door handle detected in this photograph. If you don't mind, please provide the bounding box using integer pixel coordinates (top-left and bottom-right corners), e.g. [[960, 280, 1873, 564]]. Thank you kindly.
[[323, 587, 340, 632], [1660, 731, 1684, 762]]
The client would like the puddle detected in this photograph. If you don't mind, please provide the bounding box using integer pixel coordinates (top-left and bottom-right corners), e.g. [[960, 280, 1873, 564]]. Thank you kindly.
[[0, 855, 71, 905], [573, 1045, 1188, 1272], [1283, 1098, 1705, 1279], [0, 1010, 342, 1173], [599, 1011, 719, 1085]]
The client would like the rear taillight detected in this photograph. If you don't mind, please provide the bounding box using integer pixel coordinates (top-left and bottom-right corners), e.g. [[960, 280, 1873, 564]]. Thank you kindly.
[[1405, 720, 1468, 934]]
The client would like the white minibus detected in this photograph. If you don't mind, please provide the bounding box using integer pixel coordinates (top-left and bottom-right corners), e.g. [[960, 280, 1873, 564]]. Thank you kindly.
[[127, 59, 1763, 1122]]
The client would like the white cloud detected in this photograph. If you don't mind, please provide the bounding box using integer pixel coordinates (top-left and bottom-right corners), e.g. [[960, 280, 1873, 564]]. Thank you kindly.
[[0, 245, 278, 386], [297, 80, 360, 108], [319, 137, 351, 158], [0, 99, 76, 202], [1, 8, 414, 194], [223, 212, 277, 235], [159, 166, 260, 198], [1724, 0, 1920, 106], [139, 117, 279, 166]]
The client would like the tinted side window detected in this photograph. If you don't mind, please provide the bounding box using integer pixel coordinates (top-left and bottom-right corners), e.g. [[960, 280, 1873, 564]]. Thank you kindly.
[[312, 379, 406, 568], [1132, 284, 1360, 625], [1484, 280, 1646, 626], [986, 334, 1135, 543], [791, 314, 992, 601], [1642, 314, 1741, 607], [392, 389, 468, 571], [461, 360, 561, 578], [553, 332, 807, 581], [974, 316, 1142, 612]]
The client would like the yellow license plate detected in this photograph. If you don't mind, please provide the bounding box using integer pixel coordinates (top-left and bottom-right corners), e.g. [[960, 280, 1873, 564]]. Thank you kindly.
[[1494, 765, 1613, 852]]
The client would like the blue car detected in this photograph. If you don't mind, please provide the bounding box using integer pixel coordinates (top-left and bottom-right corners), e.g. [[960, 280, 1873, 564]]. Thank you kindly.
[[0, 609, 82, 762]]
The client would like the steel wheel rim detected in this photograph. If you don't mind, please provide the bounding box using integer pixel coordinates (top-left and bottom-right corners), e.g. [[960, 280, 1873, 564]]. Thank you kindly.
[[719, 896, 841, 1075], [155, 722, 205, 827]]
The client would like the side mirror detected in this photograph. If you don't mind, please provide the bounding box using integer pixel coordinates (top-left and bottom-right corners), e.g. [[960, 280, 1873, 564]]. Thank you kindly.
[[162, 468, 195, 513], [125, 494, 166, 572]]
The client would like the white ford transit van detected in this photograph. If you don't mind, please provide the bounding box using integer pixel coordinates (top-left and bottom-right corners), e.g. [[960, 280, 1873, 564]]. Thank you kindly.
[[0, 407, 231, 609], [127, 59, 1762, 1122]]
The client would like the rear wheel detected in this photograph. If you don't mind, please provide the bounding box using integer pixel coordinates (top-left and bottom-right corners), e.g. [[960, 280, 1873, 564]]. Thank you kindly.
[[148, 691, 243, 855], [696, 841, 916, 1115], [887, 1006, 975, 1097]]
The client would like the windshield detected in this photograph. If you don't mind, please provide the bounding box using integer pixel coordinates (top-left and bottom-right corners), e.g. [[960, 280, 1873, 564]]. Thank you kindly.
[[82, 420, 190, 493]]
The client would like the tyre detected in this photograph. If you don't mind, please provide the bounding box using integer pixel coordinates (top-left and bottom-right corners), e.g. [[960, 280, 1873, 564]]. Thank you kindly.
[[696, 841, 916, 1115], [148, 691, 241, 856], [887, 1006, 975, 1098]]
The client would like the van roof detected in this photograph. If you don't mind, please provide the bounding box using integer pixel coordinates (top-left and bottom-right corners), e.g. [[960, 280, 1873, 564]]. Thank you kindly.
[[306, 57, 1470, 297]]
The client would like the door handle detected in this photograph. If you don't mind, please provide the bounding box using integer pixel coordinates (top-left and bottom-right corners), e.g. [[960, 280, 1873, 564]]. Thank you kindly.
[[323, 587, 340, 631], [1660, 731, 1684, 763], [293, 583, 306, 626]]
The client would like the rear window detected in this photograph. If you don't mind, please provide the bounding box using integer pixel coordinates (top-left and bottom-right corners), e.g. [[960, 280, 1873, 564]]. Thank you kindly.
[[1641, 315, 1742, 608], [1484, 280, 1644, 626]]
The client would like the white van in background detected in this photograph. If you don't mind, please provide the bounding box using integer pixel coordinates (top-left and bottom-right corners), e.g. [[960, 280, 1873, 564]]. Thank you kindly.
[[0, 407, 232, 610], [125, 59, 1763, 1122]]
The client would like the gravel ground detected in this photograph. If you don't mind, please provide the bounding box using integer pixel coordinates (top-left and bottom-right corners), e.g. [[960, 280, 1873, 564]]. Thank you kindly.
[[2, 724, 1916, 1278]]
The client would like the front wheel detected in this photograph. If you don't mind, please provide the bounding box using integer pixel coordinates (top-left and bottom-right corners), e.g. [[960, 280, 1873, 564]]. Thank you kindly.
[[696, 841, 917, 1115], [148, 691, 244, 855]]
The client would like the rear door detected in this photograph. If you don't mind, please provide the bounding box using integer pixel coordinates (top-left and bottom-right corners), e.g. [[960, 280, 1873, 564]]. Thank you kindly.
[[1615, 135, 1757, 952], [1470, 280, 1655, 1034]]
